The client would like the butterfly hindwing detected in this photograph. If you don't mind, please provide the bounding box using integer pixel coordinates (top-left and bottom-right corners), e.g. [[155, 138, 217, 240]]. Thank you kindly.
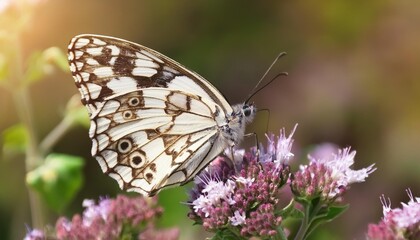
[[91, 89, 222, 195]]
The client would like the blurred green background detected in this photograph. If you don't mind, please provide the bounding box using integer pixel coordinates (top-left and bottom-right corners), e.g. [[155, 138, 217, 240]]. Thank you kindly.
[[1, 0, 420, 239]]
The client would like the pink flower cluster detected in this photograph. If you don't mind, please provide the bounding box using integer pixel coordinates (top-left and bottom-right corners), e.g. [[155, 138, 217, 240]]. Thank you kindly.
[[188, 155, 289, 238], [292, 147, 376, 202], [25, 195, 179, 240], [188, 127, 294, 238], [188, 126, 377, 239], [367, 189, 419, 240]]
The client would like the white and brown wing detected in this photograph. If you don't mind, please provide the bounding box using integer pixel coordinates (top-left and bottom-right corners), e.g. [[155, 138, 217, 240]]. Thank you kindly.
[[68, 34, 232, 196]]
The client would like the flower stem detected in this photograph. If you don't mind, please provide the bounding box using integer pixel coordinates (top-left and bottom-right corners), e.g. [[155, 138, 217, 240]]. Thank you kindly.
[[303, 201, 323, 238], [40, 115, 74, 155], [275, 226, 288, 240], [226, 226, 244, 239], [294, 203, 310, 240], [294, 200, 323, 240], [10, 34, 45, 228]]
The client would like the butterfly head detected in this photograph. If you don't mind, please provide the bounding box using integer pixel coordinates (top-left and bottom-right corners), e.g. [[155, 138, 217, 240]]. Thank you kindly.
[[223, 103, 256, 146], [229, 103, 257, 129], [229, 103, 256, 120], [240, 103, 257, 124]]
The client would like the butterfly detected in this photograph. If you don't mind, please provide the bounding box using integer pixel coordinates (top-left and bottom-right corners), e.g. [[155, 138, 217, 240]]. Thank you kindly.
[[68, 34, 256, 196]]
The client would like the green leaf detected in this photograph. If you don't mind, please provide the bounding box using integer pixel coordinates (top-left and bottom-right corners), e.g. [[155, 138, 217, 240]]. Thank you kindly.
[[23, 51, 46, 85], [23, 47, 69, 85], [278, 199, 304, 219], [312, 204, 349, 224], [250, 201, 259, 210], [42, 47, 69, 73], [273, 225, 289, 240], [26, 153, 84, 213], [306, 204, 349, 238], [2, 124, 27, 156], [212, 228, 245, 240]]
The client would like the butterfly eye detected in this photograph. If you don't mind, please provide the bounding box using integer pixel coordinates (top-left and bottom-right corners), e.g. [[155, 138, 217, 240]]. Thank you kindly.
[[117, 139, 132, 154], [242, 105, 252, 117]]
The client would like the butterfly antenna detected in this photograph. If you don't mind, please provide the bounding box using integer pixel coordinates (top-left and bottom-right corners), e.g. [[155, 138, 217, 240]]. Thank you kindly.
[[245, 52, 288, 103], [245, 72, 288, 103]]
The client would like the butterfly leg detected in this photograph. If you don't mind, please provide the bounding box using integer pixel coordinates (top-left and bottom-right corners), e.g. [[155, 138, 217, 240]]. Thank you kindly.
[[244, 132, 266, 169], [229, 145, 235, 163], [244, 132, 260, 158], [257, 108, 271, 134], [224, 145, 237, 172]]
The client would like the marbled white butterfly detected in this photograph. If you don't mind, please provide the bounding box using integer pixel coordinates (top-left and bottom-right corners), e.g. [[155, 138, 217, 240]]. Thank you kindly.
[[68, 35, 257, 196]]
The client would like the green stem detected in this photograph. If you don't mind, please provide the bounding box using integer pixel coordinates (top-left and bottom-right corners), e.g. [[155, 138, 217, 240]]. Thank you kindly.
[[294, 200, 323, 240], [294, 203, 310, 240], [40, 116, 74, 155], [226, 226, 245, 239], [13, 88, 42, 168], [303, 201, 323, 238], [275, 226, 288, 240], [10, 34, 45, 228]]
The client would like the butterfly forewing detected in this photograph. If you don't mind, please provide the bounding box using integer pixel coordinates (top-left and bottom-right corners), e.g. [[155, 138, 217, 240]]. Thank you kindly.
[[68, 34, 233, 195], [68, 35, 232, 113]]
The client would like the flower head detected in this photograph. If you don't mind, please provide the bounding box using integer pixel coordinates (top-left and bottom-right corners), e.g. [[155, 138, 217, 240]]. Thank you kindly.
[[313, 147, 376, 187], [192, 178, 236, 218], [291, 145, 376, 201], [291, 161, 338, 201], [56, 195, 167, 239], [24, 228, 45, 240], [259, 124, 297, 166], [26, 195, 178, 240], [241, 203, 282, 237], [367, 189, 420, 240], [81, 197, 112, 227], [188, 127, 296, 238]]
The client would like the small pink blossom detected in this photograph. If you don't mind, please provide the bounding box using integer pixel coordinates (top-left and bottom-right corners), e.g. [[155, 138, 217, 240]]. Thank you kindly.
[[391, 189, 420, 229], [235, 176, 255, 186], [261, 124, 297, 166], [367, 189, 420, 240], [297, 146, 376, 199], [81, 198, 112, 226], [229, 210, 246, 226], [24, 229, 44, 240], [192, 178, 236, 217]]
